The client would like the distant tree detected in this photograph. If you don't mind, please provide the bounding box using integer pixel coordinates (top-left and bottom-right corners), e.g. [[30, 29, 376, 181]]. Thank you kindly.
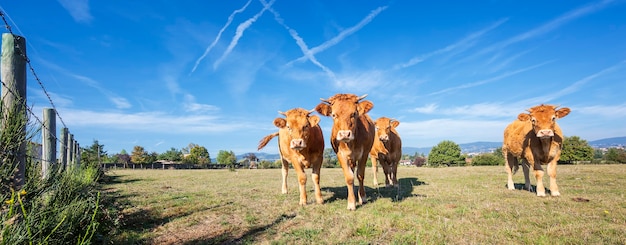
[[216, 150, 237, 167], [147, 152, 158, 164], [80, 140, 107, 168], [605, 148, 626, 163], [471, 153, 504, 166], [412, 156, 426, 167], [115, 149, 131, 167], [472, 147, 505, 166], [186, 145, 211, 165], [131, 145, 149, 164], [322, 148, 338, 168], [560, 136, 594, 163], [594, 149, 604, 159], [427, 140, 464, 167], [158, 147, 183, 162]]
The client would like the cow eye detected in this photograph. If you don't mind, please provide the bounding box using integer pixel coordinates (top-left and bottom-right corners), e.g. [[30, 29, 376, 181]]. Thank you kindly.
[[552, 116, 556, 121], [531, 118, 537, 124]]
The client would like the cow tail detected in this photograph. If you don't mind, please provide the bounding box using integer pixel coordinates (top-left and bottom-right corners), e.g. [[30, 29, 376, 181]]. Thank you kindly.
[[257, 132, 280, 150]]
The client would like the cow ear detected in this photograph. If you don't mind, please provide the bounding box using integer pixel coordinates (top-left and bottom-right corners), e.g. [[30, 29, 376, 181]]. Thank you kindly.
[[315, 103, 332, 116], [273, 118, 287, 128], [517, 113, 531, 121], [308, 115, 320, 127], [358, 100, 374, 114], [555, 107, 571, 118], [391, 120, 400, 128]]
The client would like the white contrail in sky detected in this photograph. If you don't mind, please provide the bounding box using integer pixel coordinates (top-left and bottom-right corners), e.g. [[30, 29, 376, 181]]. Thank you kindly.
[[393, 18, 508, 70], [190, 0, 252, 74], [285, 5, 388, 67], [260, 0, 337, 81], [428, 60, 553, 96], [521, 59, 626, 104], [213, 0, 275, 70], [469, 0, 616, 60]]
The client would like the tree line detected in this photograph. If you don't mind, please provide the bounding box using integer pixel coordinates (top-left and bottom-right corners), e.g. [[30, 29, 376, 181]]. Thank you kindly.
[[79, 135, 626, 170]]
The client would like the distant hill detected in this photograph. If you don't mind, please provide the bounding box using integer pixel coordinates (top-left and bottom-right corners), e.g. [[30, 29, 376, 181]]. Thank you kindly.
[[244, 137, 626, 159], [589, 137, 626, 148], [403, 142, 502, 156]]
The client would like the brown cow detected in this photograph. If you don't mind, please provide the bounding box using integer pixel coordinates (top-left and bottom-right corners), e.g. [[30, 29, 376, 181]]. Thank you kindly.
[[315, 93, 375, 210], [257, 108, 325, 205], [370, 117, 402, 187], [502, 104, 570, 197]]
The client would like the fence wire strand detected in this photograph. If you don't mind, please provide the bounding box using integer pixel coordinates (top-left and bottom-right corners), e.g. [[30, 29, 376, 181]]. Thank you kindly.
[[0, 10, 73, 154]]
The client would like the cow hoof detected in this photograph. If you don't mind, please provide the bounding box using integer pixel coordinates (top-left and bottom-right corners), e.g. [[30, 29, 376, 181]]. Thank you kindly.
[[347, 203, 356, 211], [551, 191, 561, 197], [316, 200, 324, 204], [537, 192, 546, 197]]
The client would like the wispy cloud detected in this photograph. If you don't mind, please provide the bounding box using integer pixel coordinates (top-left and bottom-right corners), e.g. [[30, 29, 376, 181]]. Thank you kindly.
[[519, 60, 626, 104], [471, 0, 615, 59], [190, 0, 252, 74], [213, 0, 275, 70], [393, 18, 508, 70], [411, 103, 438, 114], [61, 108, 251, 133], [260, 0, 338, 82], [40, 60, 131, 109], [576, 103, 626, 118], [285, 5, 389, 67], [428, 60, 553, 96], [57, 0, 93, 24], [183, 94, 219, 113]]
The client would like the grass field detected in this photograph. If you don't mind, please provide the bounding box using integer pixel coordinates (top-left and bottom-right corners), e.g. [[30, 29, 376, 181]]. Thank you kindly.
[[102, 164, 626, 244]]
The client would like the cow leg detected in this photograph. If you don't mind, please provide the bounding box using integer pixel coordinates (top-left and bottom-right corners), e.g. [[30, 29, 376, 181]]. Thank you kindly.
[[294, 165, 308, 205], [371, 154, 379, 186], [383, 161, 392, 187], [547, 161, 560, 196], [356, 158, 367, 205], [521, 160, 532, 192], [312, 162, 324, 204], [281, 159, 289, 194], [504, 152, 518, 190], [531, 162, 545, 196], [339, 159, 357, 210], [392, 162, 399, 187]]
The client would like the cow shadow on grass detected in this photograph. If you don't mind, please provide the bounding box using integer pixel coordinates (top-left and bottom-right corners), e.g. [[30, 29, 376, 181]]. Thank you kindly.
[[508, 183, 553, 196], [321, 177, 427, 207]]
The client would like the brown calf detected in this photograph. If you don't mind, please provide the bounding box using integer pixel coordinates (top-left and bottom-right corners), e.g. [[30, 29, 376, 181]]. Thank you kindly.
[[502, 104, 570, 196], [315, 94, 375, 210], [370, 117, 402, 187], [258, 108, 325, 205]]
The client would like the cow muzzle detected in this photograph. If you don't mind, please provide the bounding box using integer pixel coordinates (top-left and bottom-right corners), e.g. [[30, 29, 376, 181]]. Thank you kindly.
[[336, 130, 354, 142], [536, 129, 554, 138], [290, 139, 306, 150], [379, 135, 389, 142]]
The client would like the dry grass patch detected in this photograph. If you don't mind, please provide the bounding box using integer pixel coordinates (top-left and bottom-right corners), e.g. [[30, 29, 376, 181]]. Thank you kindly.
[[103, 165, 626, 244]]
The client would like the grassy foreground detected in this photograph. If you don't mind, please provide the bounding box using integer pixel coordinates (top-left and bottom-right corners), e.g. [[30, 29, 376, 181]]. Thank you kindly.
[[103, 165, 625, 244]]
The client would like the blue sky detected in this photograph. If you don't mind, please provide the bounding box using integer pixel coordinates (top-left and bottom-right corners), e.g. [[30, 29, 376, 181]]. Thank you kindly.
[[1, 0, 625, 156]]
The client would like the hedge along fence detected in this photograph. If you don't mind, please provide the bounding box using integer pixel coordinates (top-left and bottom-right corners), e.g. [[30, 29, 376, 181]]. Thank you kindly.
[[1, 31, 81, 190]]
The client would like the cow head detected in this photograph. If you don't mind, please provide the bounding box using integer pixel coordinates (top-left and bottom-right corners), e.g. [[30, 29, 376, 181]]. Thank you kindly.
[[375, 117, 399, 142], [316, 93, 374, 142], [273, 108, 320, 151], [517, 104, 570, 138]]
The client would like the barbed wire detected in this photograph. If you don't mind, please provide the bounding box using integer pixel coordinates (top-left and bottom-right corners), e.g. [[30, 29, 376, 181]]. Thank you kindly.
[[0, 10, 67, 129], [0, 10, 73, 152]]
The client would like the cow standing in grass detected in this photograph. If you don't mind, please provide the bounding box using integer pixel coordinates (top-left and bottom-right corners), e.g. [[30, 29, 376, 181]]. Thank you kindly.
[[370, 117, 402, 187], [502, 104, 570, 196], [257, 108, 325, 205], [316, 94, 375, 210]]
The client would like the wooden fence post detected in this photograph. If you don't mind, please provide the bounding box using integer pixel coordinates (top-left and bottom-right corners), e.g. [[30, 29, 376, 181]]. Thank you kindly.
[[59, 127, 68, 171], [68, 133, 74, 168], [1, 33, 27, 189], [42, 108, 56, 179]]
